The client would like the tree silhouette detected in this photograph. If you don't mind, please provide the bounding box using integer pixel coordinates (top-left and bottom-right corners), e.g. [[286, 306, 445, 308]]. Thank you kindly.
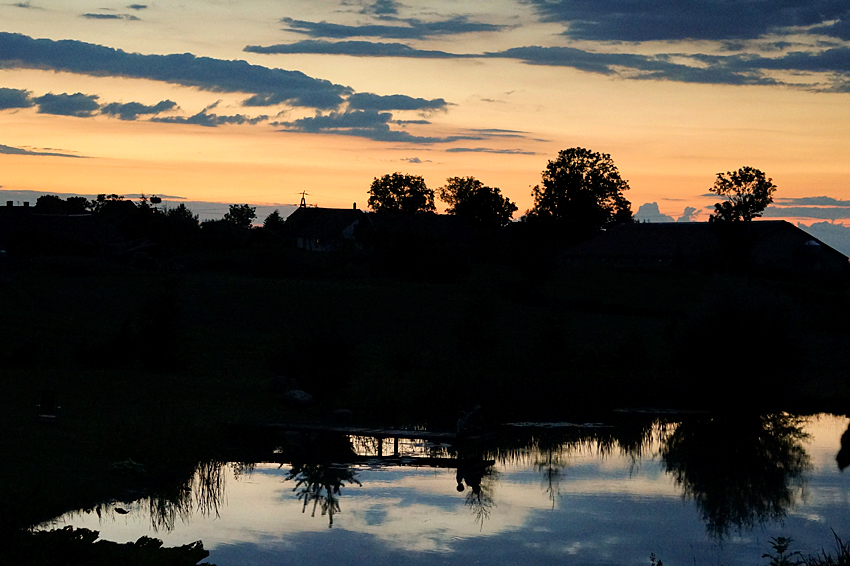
[[367, 172, 435, 214], [709, 166, 777, 223], [223, 204, 257, 229], [438, 176, 517, 229], [262, 209, 286, 234], [526, 147, 633, 240], [660, 414, 810, 538]]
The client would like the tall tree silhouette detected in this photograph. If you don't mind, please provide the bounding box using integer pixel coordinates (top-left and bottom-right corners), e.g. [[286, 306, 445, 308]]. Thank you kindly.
[[368, 172, 435, 214], [709, 166, 776, 223], [526, 147, 633, 241], [438, 176, 517, 229]]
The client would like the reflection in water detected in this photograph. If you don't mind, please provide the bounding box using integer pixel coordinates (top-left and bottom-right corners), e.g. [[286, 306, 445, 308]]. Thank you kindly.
[[535, 445, 564, 509], [456, 458, 498, 528], [85, 459, 230, 533], [284, 462, 362, 528], [489, 419, 672, 510], [147, 459, 228, 532], [836, 421, 850, 471], [660, 414, 811, 537], [53, 413, 831, 551]]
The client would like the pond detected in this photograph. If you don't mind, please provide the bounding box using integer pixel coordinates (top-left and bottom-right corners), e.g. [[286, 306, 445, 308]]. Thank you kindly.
[[43, 413, 850, 565]]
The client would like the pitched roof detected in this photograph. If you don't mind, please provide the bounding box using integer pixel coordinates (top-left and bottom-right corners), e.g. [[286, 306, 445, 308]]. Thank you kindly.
[[564, 220, 848, 271], [283, 206, 365, 239]]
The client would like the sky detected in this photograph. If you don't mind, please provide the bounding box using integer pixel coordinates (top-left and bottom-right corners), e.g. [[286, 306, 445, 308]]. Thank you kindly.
[[2, 0, 850, 232]]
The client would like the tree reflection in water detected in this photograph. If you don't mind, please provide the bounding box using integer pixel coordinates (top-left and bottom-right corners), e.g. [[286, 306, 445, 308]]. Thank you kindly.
[[455, 458, 498, 528], [95, 459, 232, 532], [284, 462, 362, 528], [660, 414, 811, 537], [83, 415, 814, 537]]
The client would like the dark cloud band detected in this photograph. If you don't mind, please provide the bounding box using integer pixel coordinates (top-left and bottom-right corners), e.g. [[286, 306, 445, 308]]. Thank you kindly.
[[525, 0, 849, 42], [280, 16, 506, 40], [0, 32, 351, 110], [0, 143, 86, 158], [101, 100, 177, 120]]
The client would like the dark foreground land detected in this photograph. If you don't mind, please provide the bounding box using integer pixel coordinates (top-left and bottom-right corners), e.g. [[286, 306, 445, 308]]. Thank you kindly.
[[2, 248, 850, 551]]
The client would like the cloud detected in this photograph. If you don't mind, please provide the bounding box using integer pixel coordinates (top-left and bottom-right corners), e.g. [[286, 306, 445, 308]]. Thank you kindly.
[[761, 195, 850, 220], [635, 202, 675, 223], [347, 92, 447, 111], [246, 39, 843, 91], [285, 109, 393, 131], [469, 127, 534, 139], [81, 13, 140, 21], [280, 16, 506, 40], [360, 0, 399, 16], [775, 196, 850, 207], [797, 221, 850, 256], [762, 206, 850, 220], [402, 157, 430, 163], [810, 16, 850, 41], [445, 147, 537, 155], [33, 92, 100, 117], [0, 32, 352, 110], [244, 39, 460, 58], [101, 99, 177, 120], [277, 109, 484, 143], [151, 110, 268, 127], [0, 87, 34, 109], [525, 0, 849, 42], [0, 143, 86, 158], [486, 46, 786, 87], [127, 4, 147, 9], [677, 207, 698, 222]]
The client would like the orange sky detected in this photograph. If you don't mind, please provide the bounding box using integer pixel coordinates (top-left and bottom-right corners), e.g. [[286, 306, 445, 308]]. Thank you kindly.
[[2, 0, 850, 226]]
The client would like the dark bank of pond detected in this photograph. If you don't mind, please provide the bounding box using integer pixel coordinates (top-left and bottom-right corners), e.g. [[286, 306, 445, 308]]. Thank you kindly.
[[39, 413, 850, 566]]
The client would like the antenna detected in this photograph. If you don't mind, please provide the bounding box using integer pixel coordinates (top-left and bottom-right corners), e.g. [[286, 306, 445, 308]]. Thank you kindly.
[[299, 191, 309, 208]]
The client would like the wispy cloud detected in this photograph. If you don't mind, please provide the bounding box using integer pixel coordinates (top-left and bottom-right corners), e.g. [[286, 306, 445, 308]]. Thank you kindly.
[[0, 143, 86, 158], [761, 195, 850, 220], [775, 196, 850, 207], [151, 110, 269, 127], [81, 13, 140, 21], [245, 39, 460, 58], [127, 4, 147, 10], [246, 37, 850, 93], [101, 100, 177, 120], [763, 206, 850, 220], [280, 15, 506, 40], [347, 92, 447, 111], [276, 109, 484, 143], [445, 147, 538, 155]]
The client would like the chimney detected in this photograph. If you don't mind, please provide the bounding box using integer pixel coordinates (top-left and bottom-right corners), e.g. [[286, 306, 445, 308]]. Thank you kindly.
[[6, 201, 12, 207], [353, 202, 357, 210]]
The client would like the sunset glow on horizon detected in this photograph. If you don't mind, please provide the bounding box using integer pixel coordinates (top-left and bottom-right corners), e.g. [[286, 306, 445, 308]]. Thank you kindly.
[[2, 0, 850, 230]]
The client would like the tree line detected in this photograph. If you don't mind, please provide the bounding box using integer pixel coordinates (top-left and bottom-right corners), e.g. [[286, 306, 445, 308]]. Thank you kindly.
[[30, 147, 776, 248], [366, 147, 776, 242]]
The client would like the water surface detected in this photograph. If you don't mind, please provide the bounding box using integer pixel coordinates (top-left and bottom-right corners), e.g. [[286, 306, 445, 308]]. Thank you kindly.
[[45, 414, 850, 565]]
